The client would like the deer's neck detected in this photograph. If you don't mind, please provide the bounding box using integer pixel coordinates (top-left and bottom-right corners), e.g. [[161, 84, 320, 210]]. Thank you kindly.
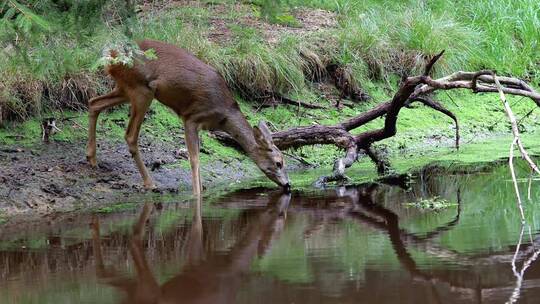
[[220, 111, 259, 157]]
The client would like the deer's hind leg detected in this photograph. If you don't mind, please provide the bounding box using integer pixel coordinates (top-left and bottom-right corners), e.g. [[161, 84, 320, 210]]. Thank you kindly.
[[87, 88, 128, 167], [125, 88, 155, 189]]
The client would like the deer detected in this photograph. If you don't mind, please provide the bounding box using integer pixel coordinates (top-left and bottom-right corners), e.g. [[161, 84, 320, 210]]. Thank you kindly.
[[86, 39, 290, 196], [91, 191, 290, 304]]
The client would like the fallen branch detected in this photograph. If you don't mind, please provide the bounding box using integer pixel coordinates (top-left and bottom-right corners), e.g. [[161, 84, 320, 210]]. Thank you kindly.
[[267, 53, 540, 184], [211, 53, 540, 185], [365, 146, 392, 175], [314, 144, 357, 187], [354, 51, 446, 148]]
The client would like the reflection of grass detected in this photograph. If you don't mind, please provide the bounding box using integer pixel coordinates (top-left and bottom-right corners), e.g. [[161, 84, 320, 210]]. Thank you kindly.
[[0, 237, 48, 250], [94, 202, 138, 214], [0, 210, 6, 225], [400, 162, 540, 253], [252, 216, 314, 283], [405, 196, 458, 211]]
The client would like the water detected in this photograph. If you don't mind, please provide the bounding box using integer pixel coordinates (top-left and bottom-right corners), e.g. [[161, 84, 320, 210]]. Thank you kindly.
[[1, 163, 540, 303]]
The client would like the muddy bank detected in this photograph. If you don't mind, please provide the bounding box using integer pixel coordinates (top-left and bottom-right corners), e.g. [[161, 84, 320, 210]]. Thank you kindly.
[[1, 126, 537, 223], [0, 136, 280, 218]]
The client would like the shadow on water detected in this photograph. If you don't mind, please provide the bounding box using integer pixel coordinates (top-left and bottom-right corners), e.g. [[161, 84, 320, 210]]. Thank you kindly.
[[1, 162, 540, 303]]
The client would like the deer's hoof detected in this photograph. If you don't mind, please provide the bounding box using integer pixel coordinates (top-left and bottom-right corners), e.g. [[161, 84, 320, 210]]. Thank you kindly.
[[143, 182, 157, 191]]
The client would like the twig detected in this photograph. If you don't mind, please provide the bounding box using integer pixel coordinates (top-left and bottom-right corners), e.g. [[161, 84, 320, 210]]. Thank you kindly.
[[443, 91, 459, 108], [517, 108, 536, 126], [506, 225, 540, 304], [528, 170, 533, 201], [491, 72, 540, 175], [72, 121, 88, 131], [509, 138, 526, 224], [423, 50, 445, 76]]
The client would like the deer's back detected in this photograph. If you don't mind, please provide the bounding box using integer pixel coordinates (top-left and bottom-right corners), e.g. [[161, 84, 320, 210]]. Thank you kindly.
[[137, 40, 237, 122]]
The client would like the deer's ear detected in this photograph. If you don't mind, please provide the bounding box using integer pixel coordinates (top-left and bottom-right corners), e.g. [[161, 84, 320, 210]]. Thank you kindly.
[[254, 121, 274, 148]]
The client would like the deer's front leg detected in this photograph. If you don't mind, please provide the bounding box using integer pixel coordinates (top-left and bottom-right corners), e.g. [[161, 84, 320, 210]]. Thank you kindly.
[[87, 89, 127, 167], [91, 216, 121, 281], [184, 121, 202, 196], [125, 90, 155, 189], [186, 197, 204, 264], [129, 203, 161, 298]]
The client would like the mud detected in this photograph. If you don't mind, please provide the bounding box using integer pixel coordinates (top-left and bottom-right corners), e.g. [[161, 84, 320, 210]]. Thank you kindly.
[[0, 136, 267, 219]]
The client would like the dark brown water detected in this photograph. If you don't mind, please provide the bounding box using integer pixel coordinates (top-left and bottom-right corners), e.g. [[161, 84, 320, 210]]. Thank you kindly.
[[1, 163, 540, 303]]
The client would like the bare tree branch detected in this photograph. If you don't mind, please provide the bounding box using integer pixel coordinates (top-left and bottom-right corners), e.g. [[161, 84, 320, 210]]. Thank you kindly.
[[211, 52, 540, 185]]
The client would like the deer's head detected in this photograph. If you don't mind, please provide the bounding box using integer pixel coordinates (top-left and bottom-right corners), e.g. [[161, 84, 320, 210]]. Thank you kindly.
[[252, 121, 290, 190]]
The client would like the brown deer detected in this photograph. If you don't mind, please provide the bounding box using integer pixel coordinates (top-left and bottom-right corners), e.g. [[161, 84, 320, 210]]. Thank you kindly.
[[87, 40, 290, 195], [91, 191, 290, 304]]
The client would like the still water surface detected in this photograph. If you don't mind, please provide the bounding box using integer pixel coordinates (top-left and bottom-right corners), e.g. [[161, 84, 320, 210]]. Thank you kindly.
[[1, 163, 540, 303]]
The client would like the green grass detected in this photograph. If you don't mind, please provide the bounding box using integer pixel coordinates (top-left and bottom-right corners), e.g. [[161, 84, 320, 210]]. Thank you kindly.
[[2, 0, 539, 121]]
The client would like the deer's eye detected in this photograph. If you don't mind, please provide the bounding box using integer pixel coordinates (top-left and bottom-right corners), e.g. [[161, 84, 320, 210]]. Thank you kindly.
[[276, 161, 283, 169]]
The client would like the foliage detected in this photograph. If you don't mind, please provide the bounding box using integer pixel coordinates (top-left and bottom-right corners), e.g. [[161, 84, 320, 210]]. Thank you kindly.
[[93, 41, 158, 70], [0, 0, 136, 121]]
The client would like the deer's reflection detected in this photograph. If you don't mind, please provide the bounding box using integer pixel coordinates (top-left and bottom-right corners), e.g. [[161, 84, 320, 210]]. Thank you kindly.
[[91, 191, 290, 304]]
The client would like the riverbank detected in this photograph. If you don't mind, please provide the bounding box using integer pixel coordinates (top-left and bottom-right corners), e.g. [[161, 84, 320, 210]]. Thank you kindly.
[[1, 124, 539, 226]]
